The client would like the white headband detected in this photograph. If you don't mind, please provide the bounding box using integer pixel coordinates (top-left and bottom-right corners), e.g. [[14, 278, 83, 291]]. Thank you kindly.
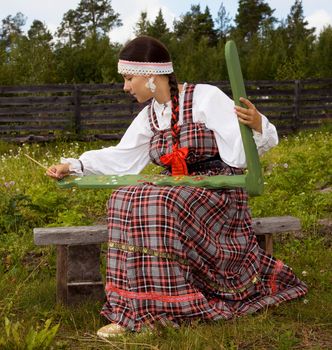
[[118, 59, 174, 75]]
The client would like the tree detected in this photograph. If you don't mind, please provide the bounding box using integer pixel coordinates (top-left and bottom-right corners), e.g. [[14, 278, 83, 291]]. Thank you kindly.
[[229, 0, 277, 79], [313, 25, 332, 78], [173, 5, 217, 46], [275, 0, 316, 79], [0, 12, 26, 48], [147, 9, 171, 44], [24, 21, 56, 83], [57, 0, 122, 46], [77, 0, 122, 36], [233, 0, 276, 42], [0, 13, 27, 84], [134, 10, 171, 45], [173, 37, 227, 82], [55, 0, 122, 83], [28, 20, 53, 43], [134, 11, 150, 36], [216, 2, 232, 41], [56, 9, 84, 46], [3, 20, 57, 84], [285, 0, 315, 50], [245, 26, 289, 79], [55, 35, 120, 83]]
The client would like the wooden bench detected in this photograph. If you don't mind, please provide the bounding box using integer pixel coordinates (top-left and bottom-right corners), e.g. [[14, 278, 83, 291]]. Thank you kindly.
[[33, 216, 301, 305]]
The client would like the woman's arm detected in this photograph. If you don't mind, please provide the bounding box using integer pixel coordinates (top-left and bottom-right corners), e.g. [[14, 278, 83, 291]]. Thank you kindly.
[[46, 106, 153, 179], [193, 84, 278, 168]]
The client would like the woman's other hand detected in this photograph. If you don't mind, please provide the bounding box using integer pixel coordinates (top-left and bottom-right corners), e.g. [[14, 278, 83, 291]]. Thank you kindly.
[[46, 163, 70, 179], [234, 97, 262, 133]]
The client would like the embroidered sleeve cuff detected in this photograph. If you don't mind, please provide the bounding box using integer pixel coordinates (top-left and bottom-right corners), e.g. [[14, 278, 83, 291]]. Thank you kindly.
[[60, 157, 84, 176]]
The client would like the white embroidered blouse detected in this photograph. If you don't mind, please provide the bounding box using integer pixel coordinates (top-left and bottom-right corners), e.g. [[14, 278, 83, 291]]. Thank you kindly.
[[62, 83, 278, 176]]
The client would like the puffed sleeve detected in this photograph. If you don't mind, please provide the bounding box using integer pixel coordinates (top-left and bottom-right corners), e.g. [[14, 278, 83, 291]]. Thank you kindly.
[[61, 105, 153, 175], [252, 114, 279, 156], [193, 84, 278, 168]]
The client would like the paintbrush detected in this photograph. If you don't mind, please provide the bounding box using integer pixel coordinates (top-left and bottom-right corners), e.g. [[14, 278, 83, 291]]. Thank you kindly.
[[24, 152, 60, 173], [24, 153, 48, 170]]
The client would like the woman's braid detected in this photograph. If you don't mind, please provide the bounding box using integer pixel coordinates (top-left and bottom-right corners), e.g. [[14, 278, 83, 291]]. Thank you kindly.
[[168, 73, 180, 147]]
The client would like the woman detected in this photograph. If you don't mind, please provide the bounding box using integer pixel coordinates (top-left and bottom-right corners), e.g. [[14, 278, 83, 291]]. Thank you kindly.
[[47, 36, 307, 337]]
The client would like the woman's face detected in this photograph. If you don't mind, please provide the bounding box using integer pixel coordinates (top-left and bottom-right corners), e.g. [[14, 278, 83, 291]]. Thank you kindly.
[[123, 75, 153, 103]]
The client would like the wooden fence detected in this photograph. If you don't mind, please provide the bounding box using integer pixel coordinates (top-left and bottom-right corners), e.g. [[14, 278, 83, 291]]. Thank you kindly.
[[0, 79, 331, 142]]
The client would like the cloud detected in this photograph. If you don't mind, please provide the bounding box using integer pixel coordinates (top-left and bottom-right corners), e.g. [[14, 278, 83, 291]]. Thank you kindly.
[[306, 9, 332, 33]]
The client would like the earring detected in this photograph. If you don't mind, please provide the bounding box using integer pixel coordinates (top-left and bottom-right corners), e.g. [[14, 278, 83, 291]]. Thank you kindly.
[[145, 77, 156, 93]]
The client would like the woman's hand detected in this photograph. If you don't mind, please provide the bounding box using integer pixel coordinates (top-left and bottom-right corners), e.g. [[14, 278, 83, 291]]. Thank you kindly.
[[46, 163, 70, 179], [234, 97, 262, 133]]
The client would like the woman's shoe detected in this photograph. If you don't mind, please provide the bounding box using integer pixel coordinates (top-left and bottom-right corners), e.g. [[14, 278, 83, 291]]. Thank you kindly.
[[97, 323, 126, 338]]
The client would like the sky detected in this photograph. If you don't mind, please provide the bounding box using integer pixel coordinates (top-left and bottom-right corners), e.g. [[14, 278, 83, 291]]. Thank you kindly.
[[1, 0, 332, 43]]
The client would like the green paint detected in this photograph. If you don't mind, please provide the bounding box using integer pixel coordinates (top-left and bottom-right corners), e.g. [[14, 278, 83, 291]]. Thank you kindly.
[[225, 40, 264, 195], [58, 174, 247, 189]]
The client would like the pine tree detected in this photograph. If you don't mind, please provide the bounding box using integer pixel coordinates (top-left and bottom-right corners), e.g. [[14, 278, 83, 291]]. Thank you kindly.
[[0, 13, 27, 84], [216, 2, 232, 41], [276, 0, 315, 79], [286, 0, 315, 46], [28, 20, 53, 43], [134, 9, 170, 44], [0, 12, 26, 48], [57, 0, 122, 46], [173, 5, 217, 46], [313, 25, 332, 78], [147, 9, 170, 44], [233, 0, 276, 42], [134, 11, 150, 36]]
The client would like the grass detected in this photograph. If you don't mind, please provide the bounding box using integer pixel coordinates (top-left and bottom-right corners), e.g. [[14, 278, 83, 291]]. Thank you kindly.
[[0, 126, 331, 349]]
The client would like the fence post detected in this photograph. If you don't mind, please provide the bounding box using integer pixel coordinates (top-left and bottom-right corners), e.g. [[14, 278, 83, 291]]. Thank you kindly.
[[73, 85, 81, 136], [293, 80, 301, 132]]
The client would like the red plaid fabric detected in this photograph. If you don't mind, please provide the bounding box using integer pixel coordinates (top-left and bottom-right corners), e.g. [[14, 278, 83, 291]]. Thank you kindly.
[[101, 84, 307, 331], [149, 84, 220, 167]]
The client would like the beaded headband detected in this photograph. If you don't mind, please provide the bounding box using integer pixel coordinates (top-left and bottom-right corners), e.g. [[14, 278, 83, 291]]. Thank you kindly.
[[118, 59, 174, 75]]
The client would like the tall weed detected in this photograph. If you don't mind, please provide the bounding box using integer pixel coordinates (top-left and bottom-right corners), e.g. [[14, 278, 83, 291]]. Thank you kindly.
[[0, 317, 59, 349]]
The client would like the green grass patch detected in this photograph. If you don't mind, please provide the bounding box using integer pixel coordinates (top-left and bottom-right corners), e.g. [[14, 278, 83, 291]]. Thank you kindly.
[[0, 128, 331, 349]]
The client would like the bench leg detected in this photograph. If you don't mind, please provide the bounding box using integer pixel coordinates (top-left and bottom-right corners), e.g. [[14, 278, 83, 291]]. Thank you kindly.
[[256, 234, 273, 255], [56, 244, 105, 304], [264, 234, 273, 255]]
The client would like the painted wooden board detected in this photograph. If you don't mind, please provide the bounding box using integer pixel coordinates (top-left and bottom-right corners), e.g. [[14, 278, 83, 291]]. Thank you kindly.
[[58, 173, 247, 190], [57, 40, 264, 195], [225, 40, 264, 195]]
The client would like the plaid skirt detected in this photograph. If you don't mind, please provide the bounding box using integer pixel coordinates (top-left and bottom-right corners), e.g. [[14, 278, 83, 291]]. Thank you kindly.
[[101, 184, 307, 331]]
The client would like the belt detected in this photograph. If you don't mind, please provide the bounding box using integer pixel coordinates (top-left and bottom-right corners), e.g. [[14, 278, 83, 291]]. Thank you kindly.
[[187, 155, 227, 174]]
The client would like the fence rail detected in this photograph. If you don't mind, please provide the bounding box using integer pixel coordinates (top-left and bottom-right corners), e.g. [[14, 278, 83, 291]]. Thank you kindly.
[[0, 79, 331, 142]]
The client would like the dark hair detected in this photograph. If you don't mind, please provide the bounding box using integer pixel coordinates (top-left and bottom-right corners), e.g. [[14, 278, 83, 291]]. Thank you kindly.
[[119, 35, 170, 63], [120, 36, 180, 147]]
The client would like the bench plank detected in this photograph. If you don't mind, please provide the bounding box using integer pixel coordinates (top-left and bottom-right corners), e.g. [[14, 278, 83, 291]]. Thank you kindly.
[[252, 216, 301, 234], [34, 216, 301, 246], [34, 225, 107, 245]]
